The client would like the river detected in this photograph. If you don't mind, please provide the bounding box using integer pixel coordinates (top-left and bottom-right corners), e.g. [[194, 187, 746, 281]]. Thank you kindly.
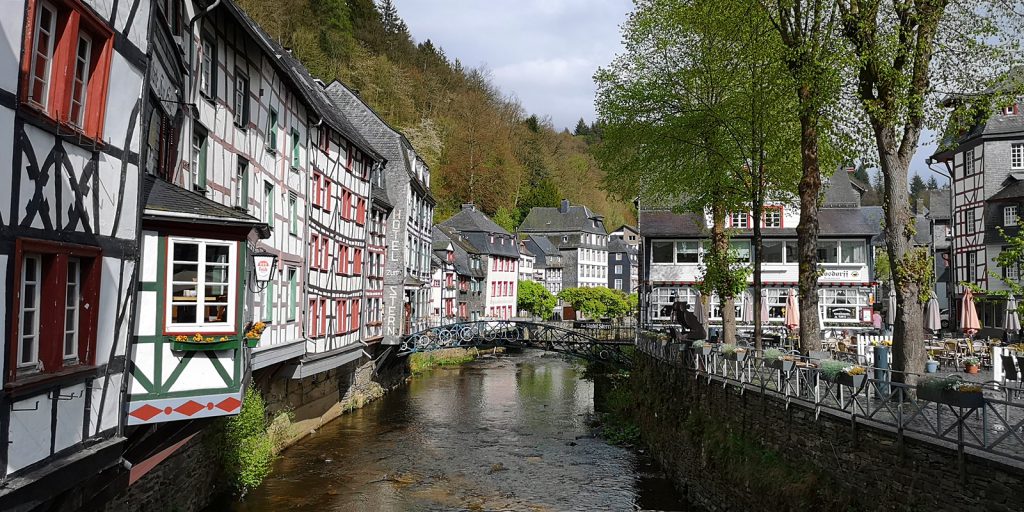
[[223, 352, 691, 511]]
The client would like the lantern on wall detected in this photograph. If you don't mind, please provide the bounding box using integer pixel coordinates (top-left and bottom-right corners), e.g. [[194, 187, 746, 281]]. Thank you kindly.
[[251, 251, 278, 284]]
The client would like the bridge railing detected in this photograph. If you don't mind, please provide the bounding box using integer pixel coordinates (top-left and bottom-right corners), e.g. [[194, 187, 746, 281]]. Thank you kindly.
[[636, 330, 1024, 467]]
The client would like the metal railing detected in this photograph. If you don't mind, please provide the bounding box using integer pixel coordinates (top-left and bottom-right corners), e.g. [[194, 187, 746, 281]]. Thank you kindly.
[[636, 331, 1024, 467]]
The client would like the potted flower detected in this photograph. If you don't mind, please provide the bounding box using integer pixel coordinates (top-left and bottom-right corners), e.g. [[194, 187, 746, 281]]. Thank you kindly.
[[817, 359, 866, 388], [692, 340, 712, 356], [245, 321, 268, 348], [963, 356, 981, 374], [720, 343, 746, 362], [925, 358, 939, 373], [171, 332, 239, 351], [916, 376, 985, 408], [764, 348, 795, 372]]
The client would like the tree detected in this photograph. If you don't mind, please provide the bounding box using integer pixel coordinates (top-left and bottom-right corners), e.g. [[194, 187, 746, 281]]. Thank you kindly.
[[927, 176, 938, 190], [573, 118, 591, 136], [518, 280, 556, 320], [758, 0, 847, 354], [493, 206, 520, 233], [837, 0, 1023, 384], [910, 174, 927, 210], [557, 287, 630, 320]]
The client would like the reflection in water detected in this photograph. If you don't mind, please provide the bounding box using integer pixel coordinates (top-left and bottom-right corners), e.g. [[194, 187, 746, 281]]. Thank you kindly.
[[222, 353, 689, 511]]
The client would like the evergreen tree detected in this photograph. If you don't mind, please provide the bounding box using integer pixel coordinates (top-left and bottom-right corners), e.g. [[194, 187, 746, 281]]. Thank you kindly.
[[927, 176, 938, 189], [573, 118, 590, 136], [910, 174, 927, 208], [852, 164, 871, 187]]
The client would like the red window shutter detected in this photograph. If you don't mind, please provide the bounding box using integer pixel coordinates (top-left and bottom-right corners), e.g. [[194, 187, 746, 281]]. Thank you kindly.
[[320, 299, 327, 336], [357, 199, 366, 224], [354, 249, 362, 274], [325, 180, 332, 211], [309, 299, 317, 336], [310, 235, 319, 270], [351, 300, 360, 331]]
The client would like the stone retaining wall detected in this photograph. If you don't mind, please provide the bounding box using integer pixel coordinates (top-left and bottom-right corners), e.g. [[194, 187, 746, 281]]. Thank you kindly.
[[632, 352, 1024, 512]]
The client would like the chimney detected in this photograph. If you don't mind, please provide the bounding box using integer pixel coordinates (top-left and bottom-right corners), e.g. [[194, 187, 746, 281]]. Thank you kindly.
[[461, 203, 476, 212], [916, 198, 926, 214], [559, 199, 570, 213]]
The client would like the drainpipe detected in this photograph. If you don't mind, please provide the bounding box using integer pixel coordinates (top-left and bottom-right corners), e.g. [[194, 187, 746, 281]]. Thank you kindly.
[[928, 157, 955, 322]]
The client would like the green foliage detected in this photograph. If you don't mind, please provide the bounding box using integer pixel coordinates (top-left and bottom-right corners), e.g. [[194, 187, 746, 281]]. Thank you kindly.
[[691, 340, 706, 348], [763, 348, 784, 360], [492, 207, 521, 233], [409, 348, 480, 374], [517, 280, 556, 320], [626, 292, 638, 313], [596, 376, 640, 446], [817, 360, 849, 380], [993, 225, 1024, 316], [874, 248, 890, 282], [720, 343, 737, 356], [697, 237, 751, 302], [220, 387, 274, 496], [892, 247, 934, 303], [557, 287, 631, 319]]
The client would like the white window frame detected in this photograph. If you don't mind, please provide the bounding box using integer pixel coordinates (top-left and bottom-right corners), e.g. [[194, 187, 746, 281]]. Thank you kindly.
[[1012, 143, 1024, 170], [165, 238, 238, 333], [28, 1, 57, 109], [64, 258, 80, 359], [200, 38, 215, 97], [763, 208, 782, 228], [730, 213, 749, 228], [965, 149, 976, 175], [19, 254, 43, 368], [1005, 206, 1018, 227], [68, 32, 92, 129]]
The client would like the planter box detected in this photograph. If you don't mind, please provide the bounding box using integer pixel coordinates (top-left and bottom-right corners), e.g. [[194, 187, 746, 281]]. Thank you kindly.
[[821, 372, 865, 388], [246, 338, 260, 349], [171, 339, 241, 351], [701, 346, 713, 356], [725, 351, 747, 362], [769, 359, 795, 372], [917, 386, 985, 409]]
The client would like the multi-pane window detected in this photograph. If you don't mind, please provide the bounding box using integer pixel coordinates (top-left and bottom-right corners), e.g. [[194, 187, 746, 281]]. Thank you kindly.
[[266, 109, 278, 152], [614, 264, 623, 274], [1012, 143, 1023, 169], [233, 69, 249, 127], [763, 208, 782, 228], [1005, 206, 1018, 227], [167, 239, 235, 331], [819, 288, 869, 323], [24, 1, 113, 139], [192, 126, 208, 190], [651, 287, 698, 320], [1003, 249, 1020, 281], [234, 158, 248, 209], [14, 241, 100, 379], [966, 209, 976, 232], [730, 213, 749, 228], [200, 37, 215, 97], [965, 149, 976, 175], [967, 251, 979, 282]]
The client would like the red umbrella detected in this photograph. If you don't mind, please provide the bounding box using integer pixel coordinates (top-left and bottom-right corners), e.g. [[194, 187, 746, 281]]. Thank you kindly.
[[960, 289, 980, 337], [785, 289, 800, 330]]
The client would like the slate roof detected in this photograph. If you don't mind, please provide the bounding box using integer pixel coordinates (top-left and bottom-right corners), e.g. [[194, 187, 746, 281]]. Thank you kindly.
[[442, 204, 511, 235], [223, 0, 381, 162], [608, 238, 633, 254], [927, 189, 951, 220], [523, 235, 563, 269], [324, 81, 434, 205], [871, 214, 932, 246], [435, 226, 485, 278], [518, 241, 534, 258], [639, 207, 884, 238], [990, 176, 1024, 202], [519, 201, 607, 235], [142, 175, 270, 237], [823, 166, 861, 208]]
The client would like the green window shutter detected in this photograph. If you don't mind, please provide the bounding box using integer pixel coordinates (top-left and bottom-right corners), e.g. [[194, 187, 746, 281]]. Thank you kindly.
[[198, 136, 208, 188], [288, 271, 297, 321], [265, 280, 274, 321], [240, 167, 249, 209], [291, 130, 301, 168], [268, 110, 278, 151]]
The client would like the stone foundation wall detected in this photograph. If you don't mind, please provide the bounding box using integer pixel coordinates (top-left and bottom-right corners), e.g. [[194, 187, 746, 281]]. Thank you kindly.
[[632, 353, 1024, 512], [100, 353, 408, 512]]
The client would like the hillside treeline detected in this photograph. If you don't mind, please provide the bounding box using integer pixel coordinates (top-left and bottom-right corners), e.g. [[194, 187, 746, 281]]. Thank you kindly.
[[238, 0, 635, 229]]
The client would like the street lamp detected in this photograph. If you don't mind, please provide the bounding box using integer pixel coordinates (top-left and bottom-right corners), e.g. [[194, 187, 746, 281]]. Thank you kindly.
[[250, 250, 278, 292]]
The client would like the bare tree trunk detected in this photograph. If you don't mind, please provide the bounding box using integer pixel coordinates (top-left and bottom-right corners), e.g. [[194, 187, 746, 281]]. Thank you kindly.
[[752, 164, 764, 353], [796, 93, 821, 354], [878, 134, 926, 385]]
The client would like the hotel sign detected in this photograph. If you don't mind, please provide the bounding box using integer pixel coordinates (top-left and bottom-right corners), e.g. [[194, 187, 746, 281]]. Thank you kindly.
[[819, 267, 866, 283]]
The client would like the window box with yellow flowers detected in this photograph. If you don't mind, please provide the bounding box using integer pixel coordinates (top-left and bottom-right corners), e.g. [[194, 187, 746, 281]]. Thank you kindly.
[[171, 333, 242, 352]]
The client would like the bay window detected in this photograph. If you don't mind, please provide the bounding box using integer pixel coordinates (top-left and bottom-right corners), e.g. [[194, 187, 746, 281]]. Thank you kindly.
[[12, 240, 100, 380], [166, 238, 236, 333], [675, 241, 699, 263], [763, 240, 784, 263], [817, 241, 839, 264], [839, 241, 866, 264], [23, 0, 114, 139]]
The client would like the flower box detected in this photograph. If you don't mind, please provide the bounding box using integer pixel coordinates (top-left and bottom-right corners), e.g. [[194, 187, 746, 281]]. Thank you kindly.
[[171, 338, 241, 351], [769, 359, 795, 372], [245, 338, 260, 349], [702, 346, 714, 356], [917, 386, 985, 409], [725, 350, 747, 362], [821, 372, 865, 388]]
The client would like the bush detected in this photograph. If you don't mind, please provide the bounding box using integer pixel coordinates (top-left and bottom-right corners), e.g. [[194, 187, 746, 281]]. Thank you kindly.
[[220, 387, 274, 496], [763, 348, 783, 360]]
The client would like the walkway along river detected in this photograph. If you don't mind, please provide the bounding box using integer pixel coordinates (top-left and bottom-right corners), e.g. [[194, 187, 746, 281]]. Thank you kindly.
[[218, 351, 691, 511]]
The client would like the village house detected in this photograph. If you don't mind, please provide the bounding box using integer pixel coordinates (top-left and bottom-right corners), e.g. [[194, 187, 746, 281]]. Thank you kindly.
[[440, 205, 520, 320], [519, 200, 609, 290], [608, 238, 639, 293], [523, 234, 564, 295], [429, 236, 458, 325], [610, 224, 641, 248], [364, 164, 393, 342]]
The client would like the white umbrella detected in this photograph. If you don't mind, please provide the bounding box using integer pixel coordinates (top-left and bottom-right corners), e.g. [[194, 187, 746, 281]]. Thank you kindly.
[[925, 290, 942, 334], [742, 291, 754, 323], [694, 291, 709, 333], [760, 289, 770, 324], [1006, 294, 1021, 334], [886, 287, 897, 329]]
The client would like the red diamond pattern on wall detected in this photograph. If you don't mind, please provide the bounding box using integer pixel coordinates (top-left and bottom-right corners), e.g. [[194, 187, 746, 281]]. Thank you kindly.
[[129, 404, 162, 422], [216, 396, 242, 412], [175, 400, 205, 417]]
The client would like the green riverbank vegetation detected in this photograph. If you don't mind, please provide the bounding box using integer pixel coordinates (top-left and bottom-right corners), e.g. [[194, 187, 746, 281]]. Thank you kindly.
[[409, 347, 482, 375], [217, 387, 275, 497]]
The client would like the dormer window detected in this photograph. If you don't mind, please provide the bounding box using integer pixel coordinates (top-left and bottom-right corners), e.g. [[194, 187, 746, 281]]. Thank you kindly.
[[763, 208, 782, 228], [729, 213, 749, 229], [1003, 104, 1018, 116], [1005, 206, 1018, 227]]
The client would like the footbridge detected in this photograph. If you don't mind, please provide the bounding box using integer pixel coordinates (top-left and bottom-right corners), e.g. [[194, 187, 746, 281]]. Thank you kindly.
[[399, 321, 635, 365]]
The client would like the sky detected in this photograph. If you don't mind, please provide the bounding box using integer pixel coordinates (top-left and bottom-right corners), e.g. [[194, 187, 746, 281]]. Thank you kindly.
[[391, 0, 945, 184], [392, 0, 632, 133]]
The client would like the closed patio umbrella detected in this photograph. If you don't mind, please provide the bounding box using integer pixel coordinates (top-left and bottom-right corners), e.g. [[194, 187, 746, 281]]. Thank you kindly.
[[1006, 294, 1021, 334], [742, 291, 754, 323], [785, 289, 799, 331], [694, 291, 709, 333], [886, 286, 897, 330], [760, 289, 770, 325], [960, 289, 980, 337], [925, 290, 942, 334]]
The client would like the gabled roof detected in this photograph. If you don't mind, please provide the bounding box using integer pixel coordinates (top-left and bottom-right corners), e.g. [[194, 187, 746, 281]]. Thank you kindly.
[[612, 224, 639, 234], [142, 175, 269, 238], [526, 234, 560, 256], [639, 207, 884, 238], [822, 166, 861, 208], [608, 237, 637, 255], [519, 201, 607, 235], [990, 175, 1024, 202], [518, 241, 534, 258], [435, 226, 485, 278], [926, 189, 951, 220], [223, 0, 381, 162], [441, 204, 511, 235]]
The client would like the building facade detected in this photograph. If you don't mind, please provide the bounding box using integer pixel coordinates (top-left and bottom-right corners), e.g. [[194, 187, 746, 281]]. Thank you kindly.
[[440, 204, 520, 319], [519, 200, 609, 290], [523, 235, 564, 295], [608, 238, 639, 293], [638, 169, 882, 330], [429, 237, 458, 325], [932, 97, 1023, 329]]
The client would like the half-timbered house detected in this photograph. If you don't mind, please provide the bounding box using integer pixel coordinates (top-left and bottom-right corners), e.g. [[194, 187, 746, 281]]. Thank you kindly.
[[0, 0, 150, 506], [364, 165, 392, 344]]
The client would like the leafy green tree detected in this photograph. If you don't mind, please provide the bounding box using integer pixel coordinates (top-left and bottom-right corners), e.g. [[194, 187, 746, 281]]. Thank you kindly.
[[493, 207, 520, 233], [557, 287, 630, 320], [910, 174, 926, 209], [518, 280, 556, 320], [837, 0, 1023, 382], [573, 118, 591, 136]]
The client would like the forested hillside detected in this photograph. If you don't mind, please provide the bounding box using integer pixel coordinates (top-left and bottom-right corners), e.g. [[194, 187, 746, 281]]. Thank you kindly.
[[238, 0, 635, 230]]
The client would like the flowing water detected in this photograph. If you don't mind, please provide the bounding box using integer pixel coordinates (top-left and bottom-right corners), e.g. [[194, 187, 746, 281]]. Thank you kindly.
[[224, 352, 691, 511]]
